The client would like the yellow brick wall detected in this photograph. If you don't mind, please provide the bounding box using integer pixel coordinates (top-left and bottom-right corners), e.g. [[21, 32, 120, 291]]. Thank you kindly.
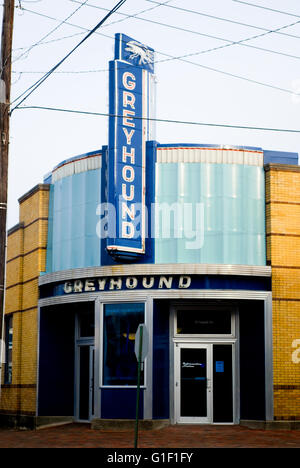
[[266, 168, 300, 204], [266, 164, 300, 420], [19, 309, 39, 386], [6, 227, 24, 262], [0, 185, 49, 417], [23, 220, 48, 256], [22, 251, 40, 283], [4, 286, 22, 315], [269, 204, 300, 235]]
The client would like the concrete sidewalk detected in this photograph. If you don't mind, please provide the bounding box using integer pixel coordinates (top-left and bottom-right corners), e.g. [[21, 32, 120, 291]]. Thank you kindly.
[[0, 423, 300, 448]]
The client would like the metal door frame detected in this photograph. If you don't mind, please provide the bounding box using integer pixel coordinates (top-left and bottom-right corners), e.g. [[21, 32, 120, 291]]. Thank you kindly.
[[174, 342, 213, 424], [170, 303, 237, 424], [75, 341, 95, 422]]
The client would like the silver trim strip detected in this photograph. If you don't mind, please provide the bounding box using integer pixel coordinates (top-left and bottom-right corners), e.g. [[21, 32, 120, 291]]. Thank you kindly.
[[156, 147, 263, 166], [38, 290, 272, 308], [264, 293, 274, 421], [52, 154, 101, 183], [94, 299, 101, 419], [39, 263, 272, 286], [235, 312, 240, 424], [144, 297, 153, 419]]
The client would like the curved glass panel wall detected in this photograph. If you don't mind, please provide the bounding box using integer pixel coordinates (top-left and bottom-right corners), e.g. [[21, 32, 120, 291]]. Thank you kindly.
[[155, 162, 266, 265], [45, 146, 266, 273], [46, 168, 101, 273]]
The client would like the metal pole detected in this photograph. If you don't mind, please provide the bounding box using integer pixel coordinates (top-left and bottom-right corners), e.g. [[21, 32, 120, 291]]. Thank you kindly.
[[134, 325, 143, 449]]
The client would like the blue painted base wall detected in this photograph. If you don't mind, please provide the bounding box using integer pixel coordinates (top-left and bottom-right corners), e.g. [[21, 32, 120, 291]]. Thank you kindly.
[[38, 306, 75, 417], [153, 300, 170, 419], [101, 388, 143, 419], [239, 300, 266, 420]]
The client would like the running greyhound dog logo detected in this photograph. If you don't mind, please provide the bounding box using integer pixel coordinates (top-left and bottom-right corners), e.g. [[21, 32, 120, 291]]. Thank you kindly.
[[125, 40, 154, 69]]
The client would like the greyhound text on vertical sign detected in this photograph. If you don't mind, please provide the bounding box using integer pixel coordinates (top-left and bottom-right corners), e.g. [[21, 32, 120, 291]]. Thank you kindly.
[[107, 33, 155, 259]]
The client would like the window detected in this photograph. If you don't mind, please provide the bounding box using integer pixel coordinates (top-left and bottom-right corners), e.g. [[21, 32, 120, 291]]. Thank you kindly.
[[103, 303, 145, 386], [4, 315, 13, 384], [176, 309, 232, 335]]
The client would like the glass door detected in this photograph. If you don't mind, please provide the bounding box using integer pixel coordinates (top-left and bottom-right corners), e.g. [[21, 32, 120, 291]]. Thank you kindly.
[[175, 343, 212, 423]]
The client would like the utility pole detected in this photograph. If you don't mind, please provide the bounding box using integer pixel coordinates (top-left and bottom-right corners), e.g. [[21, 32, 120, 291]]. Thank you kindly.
[[0, 0, 15, 360]]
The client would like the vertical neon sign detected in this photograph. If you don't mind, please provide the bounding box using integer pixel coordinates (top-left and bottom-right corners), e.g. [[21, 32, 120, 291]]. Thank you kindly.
[[107, 34, 155, 259]]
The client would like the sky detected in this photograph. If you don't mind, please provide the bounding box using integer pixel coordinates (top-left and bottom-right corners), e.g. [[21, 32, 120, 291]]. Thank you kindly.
[[1, 0, 300, 228]]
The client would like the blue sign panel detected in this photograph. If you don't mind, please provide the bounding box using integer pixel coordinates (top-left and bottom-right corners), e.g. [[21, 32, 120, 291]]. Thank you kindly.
[[107, 34, 155, 259], [114, 33, 155, 73], [215, 361, 224, 373]]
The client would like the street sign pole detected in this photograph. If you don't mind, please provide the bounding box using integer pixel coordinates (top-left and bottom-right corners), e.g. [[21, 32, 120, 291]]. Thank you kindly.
[[134, 325, 143, 449]]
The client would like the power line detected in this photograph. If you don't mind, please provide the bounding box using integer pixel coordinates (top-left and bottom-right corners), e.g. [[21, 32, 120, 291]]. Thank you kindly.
[[13, 5, 299, 98], [10, 0, 128, 112], [13, 31, 85, 51], [14, 0, 300, 56], [158, 51, 299, 97], [11, 42, 299, 98], [13, 0, 172, 56], [85, 0, 174, 29], [13, 0, 90, 64], [12, 16, 300, 72], [70, 1, 300, 62], [145, 0, 300, 41], [20, 6, 300, 66], [232, 1, 300, 19], [15, 7, 116, 43], [16, 105, 300, 134]]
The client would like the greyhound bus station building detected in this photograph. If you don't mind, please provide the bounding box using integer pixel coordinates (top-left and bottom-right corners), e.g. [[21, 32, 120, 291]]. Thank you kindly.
[[0, 34, 300, 429]]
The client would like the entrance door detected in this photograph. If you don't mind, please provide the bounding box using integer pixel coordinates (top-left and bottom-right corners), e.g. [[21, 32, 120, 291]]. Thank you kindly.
[[175, 343, 233, 424], [77, 345, 95, 421], [175, 343, 212, 423]]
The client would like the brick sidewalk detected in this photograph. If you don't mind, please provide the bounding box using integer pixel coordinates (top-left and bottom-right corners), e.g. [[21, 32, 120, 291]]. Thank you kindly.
[[0, 423, 300, 448]]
